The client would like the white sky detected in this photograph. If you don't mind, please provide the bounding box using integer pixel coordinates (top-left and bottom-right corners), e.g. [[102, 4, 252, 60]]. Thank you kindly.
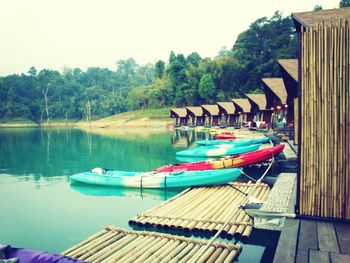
[[0, 0, 339, 76]]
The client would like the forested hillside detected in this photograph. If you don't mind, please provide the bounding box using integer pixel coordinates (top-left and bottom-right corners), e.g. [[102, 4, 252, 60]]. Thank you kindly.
[[0, 12, 297, 123]]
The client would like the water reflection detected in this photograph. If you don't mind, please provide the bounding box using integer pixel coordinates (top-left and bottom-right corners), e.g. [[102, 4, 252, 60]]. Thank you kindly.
[[0, 127, 179, 179], [70, 182, 182, 201], [171, 129, 213, 148]]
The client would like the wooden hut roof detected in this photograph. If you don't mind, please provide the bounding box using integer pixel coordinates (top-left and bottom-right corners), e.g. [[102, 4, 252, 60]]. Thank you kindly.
[[262, 78, 287, 104], [245, 94, 267, 110], [186, 106, 203, 116], [232, 98, 251, 113], [278, 59, 298, 82], [216, 102, 236, 114], [170, 108, 187, 118], [292, 7, 350, 31], [201, 104, 220, 116]]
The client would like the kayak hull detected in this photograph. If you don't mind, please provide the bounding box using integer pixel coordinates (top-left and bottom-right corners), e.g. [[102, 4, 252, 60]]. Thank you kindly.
[[176, 144, 261, 157], [155, 145, 285, 172], [70, 168, 242, 188], [215, 134, 236, 140], [196, 137, 270, 146]]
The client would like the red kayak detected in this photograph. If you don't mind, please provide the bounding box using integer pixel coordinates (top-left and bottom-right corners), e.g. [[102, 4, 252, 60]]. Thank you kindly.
[[215, 133, 236, 140], [153, 144, 285, 172]]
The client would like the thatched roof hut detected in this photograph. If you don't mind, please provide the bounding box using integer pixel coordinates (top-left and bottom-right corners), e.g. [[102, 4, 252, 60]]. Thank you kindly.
[[216, 102, 235, 115], [186, 106, 203, 117], [245, 94, 267, 111], [232, 98, 251, 113], [278, 59, 298, 82], [170, 108, 187, 118], [201, 104, 220, 116], [262, 78, 287, 108], [292, 7, 350, 31]]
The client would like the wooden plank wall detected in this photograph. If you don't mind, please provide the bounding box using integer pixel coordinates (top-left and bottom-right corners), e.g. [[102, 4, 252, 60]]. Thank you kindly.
[[294, 98, 299, 145], [299, 20, 350, 219]]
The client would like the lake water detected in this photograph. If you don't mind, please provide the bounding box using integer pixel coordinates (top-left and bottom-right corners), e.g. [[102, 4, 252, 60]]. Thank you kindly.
[[0, 127, 279, 262]]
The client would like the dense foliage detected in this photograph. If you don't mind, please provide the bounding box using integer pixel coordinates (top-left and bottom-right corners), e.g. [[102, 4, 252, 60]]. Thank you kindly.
[[0, 60, 155, 122], [339, 0, 350, 7], [0, 12, 298, 122]]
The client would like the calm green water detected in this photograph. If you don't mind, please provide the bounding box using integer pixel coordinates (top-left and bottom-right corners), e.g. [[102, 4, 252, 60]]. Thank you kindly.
[[0, 127, 277, 262]]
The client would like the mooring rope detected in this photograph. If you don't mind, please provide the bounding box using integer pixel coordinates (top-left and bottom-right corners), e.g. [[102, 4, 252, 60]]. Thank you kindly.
[[241, 170, 258, 182], [164, 175, 167, 190], [189, 157, 275, 263], [226, 183, 249, 196]]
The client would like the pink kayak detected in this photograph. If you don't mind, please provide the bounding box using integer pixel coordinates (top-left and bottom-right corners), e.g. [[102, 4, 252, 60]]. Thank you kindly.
[[153, 144, 285, 172]]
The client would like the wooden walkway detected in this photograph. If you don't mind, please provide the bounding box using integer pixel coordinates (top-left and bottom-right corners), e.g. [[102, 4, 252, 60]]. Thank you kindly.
[[253, 173, 296, 231], [273, 219, 350, 263]]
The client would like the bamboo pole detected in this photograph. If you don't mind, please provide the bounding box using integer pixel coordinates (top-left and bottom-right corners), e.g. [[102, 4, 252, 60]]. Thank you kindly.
[[89, 234, 137, 263], [62, 229, 108, 255], [167, 243, 196, 263]]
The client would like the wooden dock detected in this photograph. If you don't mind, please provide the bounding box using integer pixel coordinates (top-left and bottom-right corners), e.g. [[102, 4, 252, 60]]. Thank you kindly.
[[252, 173, 297, 231], [129, 182, 271, 239], [273, 219, 350, 263], [62, 226, 241, 263]]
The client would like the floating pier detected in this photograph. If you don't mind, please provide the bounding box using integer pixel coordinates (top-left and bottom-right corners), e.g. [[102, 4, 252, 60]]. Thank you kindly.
[[129, 182, 270, 239], [62, 226, 241, 263]]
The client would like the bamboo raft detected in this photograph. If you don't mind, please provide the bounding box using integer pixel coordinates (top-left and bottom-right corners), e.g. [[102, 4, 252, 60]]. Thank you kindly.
[[129, 182, 270, 239], [62, 226, 241, 263]]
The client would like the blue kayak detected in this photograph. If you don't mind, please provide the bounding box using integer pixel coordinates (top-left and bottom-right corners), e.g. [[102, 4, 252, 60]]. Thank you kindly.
[[176, 144, 261, 157], [70, 168, 242, 188], [196, 137, 270, 146]]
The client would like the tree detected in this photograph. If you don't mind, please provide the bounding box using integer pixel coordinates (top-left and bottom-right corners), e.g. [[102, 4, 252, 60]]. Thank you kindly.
[[186, 52, 201, 67], [127, 85, 150, 110], [339, 0, 350, 7], [167, 52, 188, 106], [199, 74, 216, 103], [217, 47, 233, 57], [28, 66, 37, 77], [232, 11, 298, 91], [155, 60, 165, 79], [314, 5, 323, 10], [37, 70, 61, 124]]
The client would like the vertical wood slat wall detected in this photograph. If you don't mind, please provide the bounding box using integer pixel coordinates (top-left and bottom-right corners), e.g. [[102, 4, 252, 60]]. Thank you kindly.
[[299, 20, 350, 219], [294, 98, 299, 145]]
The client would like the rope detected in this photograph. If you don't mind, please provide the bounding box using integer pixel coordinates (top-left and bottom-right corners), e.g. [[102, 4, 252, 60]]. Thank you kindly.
[[164, 175, 167, 190], [189, 157, 275, 263], [241, 170, 257, 182], [222, 160, 226, 169], [226, 184, 249, 196]]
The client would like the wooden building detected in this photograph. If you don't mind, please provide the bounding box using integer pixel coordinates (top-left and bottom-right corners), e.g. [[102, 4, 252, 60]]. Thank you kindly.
[[186, 106, 204, 126], [292, 8, 350, 220], [245, 93, 271, 124], [170, 108, 188, 127], [262, 78, 288, 126], [201, 104, 220, 127], [278, 59, 299, 142], [232, 98, 253, 126], [216, 102, 236, 127]]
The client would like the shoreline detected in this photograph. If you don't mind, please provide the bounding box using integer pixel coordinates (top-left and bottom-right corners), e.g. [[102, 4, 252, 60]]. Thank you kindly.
[[0, 120, 172, 128]]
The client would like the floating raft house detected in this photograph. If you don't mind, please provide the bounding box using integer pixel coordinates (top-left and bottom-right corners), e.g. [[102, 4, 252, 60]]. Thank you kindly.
[[245, 93, 270, 123], [62, 226, 241, 263], [129, 182, 270, 239]]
